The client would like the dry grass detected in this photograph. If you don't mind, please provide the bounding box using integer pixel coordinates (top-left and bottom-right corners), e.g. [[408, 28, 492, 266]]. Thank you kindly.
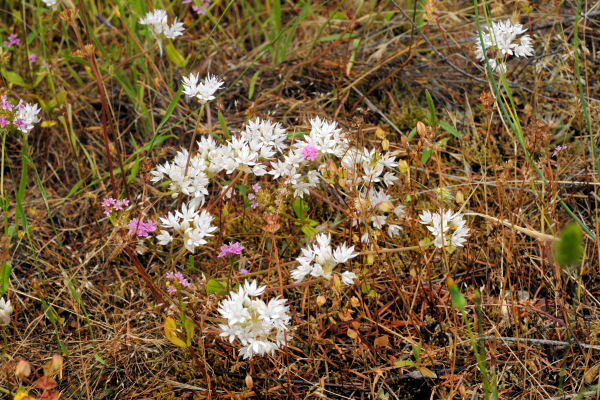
[[2, 0, 600, 398]]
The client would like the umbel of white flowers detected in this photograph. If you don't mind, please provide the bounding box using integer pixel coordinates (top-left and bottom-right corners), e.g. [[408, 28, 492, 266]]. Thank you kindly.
[[419, 209, 470, 249], [291, 233, 358, 285], [218, 280, 291, 359], [138, 9, 184, 55], [475, 19, 534, 72], [182, 73, 224, 105]]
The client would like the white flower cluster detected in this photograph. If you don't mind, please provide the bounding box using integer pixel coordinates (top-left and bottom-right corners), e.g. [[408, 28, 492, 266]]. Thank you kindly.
[[139, 9, 185, 54], [291, 233, 358, 285], [341, 147, 398, 187], [151, 137, 222, 208], [353, 188, 405, 244], [156, 202, 217, 252], [182, 73, 224, 105], [218, 280, 291, 359], [419, 209, 470, 249], [41, 0, 57, 7], [152, 118, 289, 204], [475, 19, 534, 71], [0, 297, 13, 325], [269, 117, 350, 198]]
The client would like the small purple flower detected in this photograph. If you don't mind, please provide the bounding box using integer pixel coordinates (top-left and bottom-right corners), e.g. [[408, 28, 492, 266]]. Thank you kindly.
[[1, 95, 13, 111], [552, 144, 567, 158], [251, 201, 259, 209], [301, 144, 318, 161], [0, 116, 9, 128], [166, 271, 175, 280], [13, 118, 27, 131], [252, 183, 260, 192], [167, 285, 177, 295], [239, 268, 249, 275], [128, 218, 157, 237], [192, 0, 210, 15], [29, 53, 36, 63], [15, 100, 24, 111], [182, 0, 192, 3], [42, 61, 50, 69], [247, 193, 255, 200], [218, 242, 245, 257], [4, 33, 20, 48]]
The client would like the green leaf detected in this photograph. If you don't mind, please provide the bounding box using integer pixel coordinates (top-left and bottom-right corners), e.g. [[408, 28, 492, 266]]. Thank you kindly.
[[301, 224, 318, 237], [438, 120, 462, 139], [165, 41, 187, 67], [1, 69, 28, 88], [555, 223, 584, 267], [94, 352, 106, 366], [218, 111, 230, 139], [0, 261, 11, 296], [447, 278, 466, 311], [407, 127, 417, 141], [248, 69, 261, 100], [184, 318, 195, 347], [421, 148, 433, 164], [206, 279, 227, 295], [394, 360, 416, 367], [293, 197, 308, 220], [425, 90, 437, 127]]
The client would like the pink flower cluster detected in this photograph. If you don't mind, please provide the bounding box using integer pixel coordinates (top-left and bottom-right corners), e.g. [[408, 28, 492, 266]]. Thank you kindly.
[[192, 0, 211, 15], [101, 197, 130, 216], [552, 144, 567, 158], [302, 144, 318, 161], [166, 271, 190, 294], [247, 183, 260, 209], [128, 218, 157, 237], [218, 242, 245, 257], [4, 33, 20, 48]]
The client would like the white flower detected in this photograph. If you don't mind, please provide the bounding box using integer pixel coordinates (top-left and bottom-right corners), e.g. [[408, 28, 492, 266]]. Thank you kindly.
[[341, 271, 357, 286], [157, 203, 217, 253], [0, 297, 13, 325], [419, 209, 470, 249], [352, 188, 405, 244], [183, 73, 224, 105], [41, 0, 57, 7], [15, 102, 41, 133], [341, 147, 398, 187], [291, 233, 358, 285], [475, 19, 534, 71], [218, 280, 290, 359], [139, 9, 185, 54]]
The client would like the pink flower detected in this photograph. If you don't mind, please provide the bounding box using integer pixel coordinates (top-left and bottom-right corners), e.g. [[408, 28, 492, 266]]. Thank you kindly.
[[251, 201, 259, 209], [128, 218, 157, 237], [166, 271, 175, 280], [552, 144, 567, 157], [13, 118, 27, 131], [182, 0, 192, 3], [1, 95, 13, 111], [167, 285, 177, 295], [247, 193, 255, 200], [239, 268, 249, 275], [218, 242, 245, 257], [29, 54, 36, 63], [252, 183, 260, 192], [4, 33, 20, 48], [0, 117, 9, 128], [301, 144, 318, 161]]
